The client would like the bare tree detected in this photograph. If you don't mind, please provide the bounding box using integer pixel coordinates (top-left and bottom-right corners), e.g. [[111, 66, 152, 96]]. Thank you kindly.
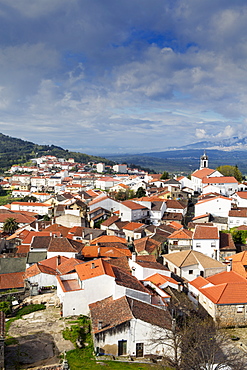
[[152, 305, 247, 370]]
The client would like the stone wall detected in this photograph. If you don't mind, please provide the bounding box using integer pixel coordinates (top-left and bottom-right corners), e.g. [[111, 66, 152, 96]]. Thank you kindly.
[[216, 304, 247, 327]]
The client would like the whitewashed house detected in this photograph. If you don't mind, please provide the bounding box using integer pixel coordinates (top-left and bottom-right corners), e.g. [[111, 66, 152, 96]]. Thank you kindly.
[[192, 225, 220, 260], [89, 295, 173, 358], [201, 177, 238, 197], [228, 208, 247, 228], [194, 195, 232, 218], [163, 250, 226, 282], [56, 258, 151, 317]]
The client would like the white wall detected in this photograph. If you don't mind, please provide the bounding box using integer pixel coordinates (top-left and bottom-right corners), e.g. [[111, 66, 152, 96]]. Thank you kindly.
[[94, 317, 174, 358]]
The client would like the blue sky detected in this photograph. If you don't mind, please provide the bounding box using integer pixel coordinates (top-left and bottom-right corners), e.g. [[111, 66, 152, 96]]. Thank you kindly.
[[0, 0, 247, 154]]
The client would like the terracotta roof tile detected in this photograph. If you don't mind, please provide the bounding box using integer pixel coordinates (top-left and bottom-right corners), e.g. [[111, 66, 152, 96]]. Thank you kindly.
[[193, 225, 219, 240], [0, 271, 24, 290], [76, 258, 115, 281]]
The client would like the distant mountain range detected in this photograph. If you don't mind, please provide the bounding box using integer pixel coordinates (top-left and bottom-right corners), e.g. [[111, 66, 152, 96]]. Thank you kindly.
[[170, 136, 247, 151], [2, 132, 247, 175]]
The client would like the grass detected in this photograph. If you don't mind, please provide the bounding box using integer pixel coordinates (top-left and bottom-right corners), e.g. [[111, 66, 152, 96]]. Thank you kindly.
[[63, 316, 171, 370], [5, 304, 46, 335]]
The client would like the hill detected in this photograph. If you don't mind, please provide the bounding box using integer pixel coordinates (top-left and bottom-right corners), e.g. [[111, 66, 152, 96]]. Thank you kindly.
[[0, 133, 114, 171], [106, 149, 247, 174]]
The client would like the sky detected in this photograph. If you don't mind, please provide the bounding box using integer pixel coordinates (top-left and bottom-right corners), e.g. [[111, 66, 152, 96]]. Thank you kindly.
[[0, 0, 247, 155]]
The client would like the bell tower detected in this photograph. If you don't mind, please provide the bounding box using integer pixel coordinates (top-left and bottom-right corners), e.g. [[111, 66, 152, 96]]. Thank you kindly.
[[200, 151, 208, 169]]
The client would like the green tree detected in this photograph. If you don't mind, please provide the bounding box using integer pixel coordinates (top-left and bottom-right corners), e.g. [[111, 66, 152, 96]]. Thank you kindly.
[[0, 301, 11, 315], [216, 165, 243, 182], [160, 171, 170, 180], [135, 187, 146, 198], [3, 217, 19, 234]]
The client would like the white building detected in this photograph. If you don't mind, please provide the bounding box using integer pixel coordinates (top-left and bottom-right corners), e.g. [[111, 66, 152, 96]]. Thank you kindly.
[[113, 164, 128, 173], [194, 195, 232, 218], [90, 295, 173, 358], [56, 258, 151, 317], [192, 225, 220, 260], [96, 163, 105, 173]]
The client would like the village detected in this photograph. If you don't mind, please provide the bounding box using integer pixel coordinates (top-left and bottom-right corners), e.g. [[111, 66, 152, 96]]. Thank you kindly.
[[0, 152, 247, 369]]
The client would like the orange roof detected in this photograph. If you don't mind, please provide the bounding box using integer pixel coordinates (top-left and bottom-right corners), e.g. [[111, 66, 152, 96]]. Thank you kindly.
[[167, 221, 183, 230], [192, 168, 216, 179], [189, 276, 210, 289], [122, 222, 145, 231], [168, 228, 193, 240], [201, 282, 247, 304], [76, 258, 115, 281], [90, 235, 126, 245], [206, 271, 246, 284], [202, 176, 238, 184], [236, 191, 247, 199], [24, 263, 58, 279], [0, 271, 24, 290], [144, 273, 178, 286], [82, 245, 131, 258], [121, 200, 147, 210], [39, 255, 69, 270]]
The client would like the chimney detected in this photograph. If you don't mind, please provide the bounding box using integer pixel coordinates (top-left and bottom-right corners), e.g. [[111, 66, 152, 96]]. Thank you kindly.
[[91, 262, 95, 269], [132, 252, 136, 262], [98, 320, 103, 330], [98, 246, 100, 257], [90, 233, 93, 241], [178, 282, 182, 292], [36, 221, 39, 232], [82, 231, 85, 238], [57, 255, 61, 265], [227, 258, 232, 272]]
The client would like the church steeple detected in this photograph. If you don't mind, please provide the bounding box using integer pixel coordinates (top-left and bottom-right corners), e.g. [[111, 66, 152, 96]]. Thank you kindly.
[[200, 151, 208, 169]]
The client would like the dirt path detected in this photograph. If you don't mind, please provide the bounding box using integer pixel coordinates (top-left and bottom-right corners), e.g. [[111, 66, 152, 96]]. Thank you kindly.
[[5, 297, 75, 369]]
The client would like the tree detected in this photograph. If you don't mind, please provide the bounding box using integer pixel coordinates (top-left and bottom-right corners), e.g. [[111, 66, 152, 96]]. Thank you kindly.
[[135, 187, 146, 198], [152, 295, 247, 370], [3, 217, 19, 234], [161, 171, 170, 180], [216, 165, 243, 182]]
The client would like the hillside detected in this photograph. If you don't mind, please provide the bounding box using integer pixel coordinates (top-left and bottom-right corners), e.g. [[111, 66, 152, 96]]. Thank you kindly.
[[0, 133, 114, 171]]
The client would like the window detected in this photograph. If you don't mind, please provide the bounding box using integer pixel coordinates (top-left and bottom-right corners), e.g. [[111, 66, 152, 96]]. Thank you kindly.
[[211, 243, 216, 248], [196, 243, 201, 248], [118, 340, 127, 356], [237, 305, 244, 313], [173, 240, 178, 245], [200, 271, 204, 277], [189, 270, 193, 274], [136, 343, 144, 357]]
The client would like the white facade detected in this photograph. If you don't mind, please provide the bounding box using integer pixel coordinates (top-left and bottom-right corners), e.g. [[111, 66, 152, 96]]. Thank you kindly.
[[26, 272, 57, 288], [57, 272, 151, 317], [113, 164, 128, 173], [57, 273, 115, 316], [194, 197, 232, 218], [129, 259, 171, 280], [119, 203, 149, 222], [94, 317, 173, 358], [192, 238, 220, 260], [96, 163, 105, 173]]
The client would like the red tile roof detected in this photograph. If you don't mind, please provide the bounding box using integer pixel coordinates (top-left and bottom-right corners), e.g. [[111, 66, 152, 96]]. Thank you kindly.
[[76, 258, 115, 281], [0, 271, 24, 290], [202, 176, 238, 184], [192, 168, 216, 179], [121, 200, 148, 210], [193, 225, 219, 240]]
